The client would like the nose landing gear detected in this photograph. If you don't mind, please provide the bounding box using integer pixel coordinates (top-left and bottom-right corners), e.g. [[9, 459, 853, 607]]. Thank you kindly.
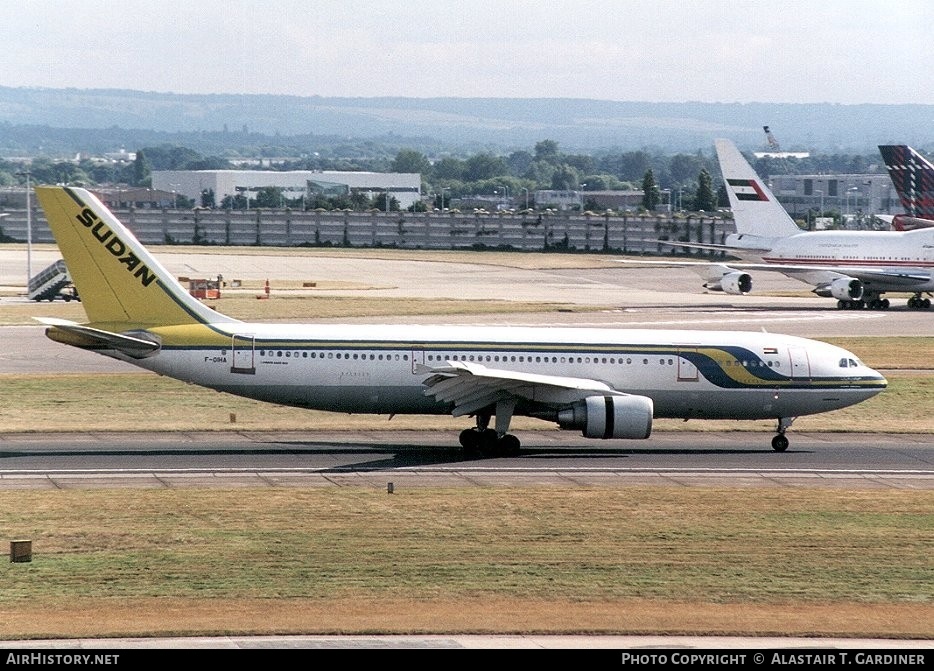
[[771, 417, 795, 452]]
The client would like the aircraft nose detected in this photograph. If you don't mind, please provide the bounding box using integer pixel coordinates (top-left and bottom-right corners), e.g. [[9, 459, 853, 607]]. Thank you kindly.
[[867, 367, 887, 389]]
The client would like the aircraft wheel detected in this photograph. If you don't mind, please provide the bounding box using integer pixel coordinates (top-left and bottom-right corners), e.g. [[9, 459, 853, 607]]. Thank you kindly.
[[881, 298, 890, 309], [499, 434, 521, 456], [459, 428, 481, 457], [771, 434, 789, 452], [458, 428, 475, 448], [478, 429, 500, 456], [924, 298, 932, 309], [837, 300, 846, 310]]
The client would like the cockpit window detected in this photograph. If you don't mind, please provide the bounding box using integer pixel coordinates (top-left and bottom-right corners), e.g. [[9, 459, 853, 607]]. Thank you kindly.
[[840, 358, 861, 368]]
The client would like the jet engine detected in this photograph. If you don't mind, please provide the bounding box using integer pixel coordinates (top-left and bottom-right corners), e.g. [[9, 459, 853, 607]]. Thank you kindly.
[[815, 277, 864, 301], [557, 395, 653, 440], [705, 270, 753, 295]]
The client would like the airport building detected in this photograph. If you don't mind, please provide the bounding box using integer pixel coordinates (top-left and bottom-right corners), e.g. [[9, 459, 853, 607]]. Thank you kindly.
[[767, 173, 903, 221], [151, 169, 422, 209]]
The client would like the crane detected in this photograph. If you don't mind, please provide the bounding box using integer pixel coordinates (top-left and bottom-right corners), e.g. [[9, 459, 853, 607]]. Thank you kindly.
[[763, 126, 781, 151]]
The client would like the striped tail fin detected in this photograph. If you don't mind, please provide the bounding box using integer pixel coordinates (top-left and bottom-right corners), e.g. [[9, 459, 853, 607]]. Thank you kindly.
[[878, 145, 934, 218]]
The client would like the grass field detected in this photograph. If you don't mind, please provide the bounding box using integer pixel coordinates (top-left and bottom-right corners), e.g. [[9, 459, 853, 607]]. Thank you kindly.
[[1, 487, 932, 640]]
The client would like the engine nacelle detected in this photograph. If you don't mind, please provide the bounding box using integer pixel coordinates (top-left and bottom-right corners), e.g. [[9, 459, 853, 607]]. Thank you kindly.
[[556, 395, 653, 440], [705, 270, 752, 295], [815, 276, 864, 301]]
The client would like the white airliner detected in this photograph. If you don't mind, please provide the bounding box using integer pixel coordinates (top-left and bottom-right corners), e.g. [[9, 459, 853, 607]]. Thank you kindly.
[[644, 139, 934, 310], [34, 186, 886, 453]]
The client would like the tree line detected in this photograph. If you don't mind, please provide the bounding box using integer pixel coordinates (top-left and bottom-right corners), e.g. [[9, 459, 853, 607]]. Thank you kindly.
[[0, 139, 887, 214]]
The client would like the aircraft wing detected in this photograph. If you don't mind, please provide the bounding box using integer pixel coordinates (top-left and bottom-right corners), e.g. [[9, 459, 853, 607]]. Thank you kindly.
[[652, 239, 770, 255], [35, 317, 161, 358], [419, 360, 623, 417]]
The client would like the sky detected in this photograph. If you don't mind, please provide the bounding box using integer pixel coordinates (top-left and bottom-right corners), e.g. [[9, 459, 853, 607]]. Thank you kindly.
[[2, 0, 932, 105]]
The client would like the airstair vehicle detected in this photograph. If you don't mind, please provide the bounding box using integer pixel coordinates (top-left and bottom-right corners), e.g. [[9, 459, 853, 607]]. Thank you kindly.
[[28, 259, 80, 302]]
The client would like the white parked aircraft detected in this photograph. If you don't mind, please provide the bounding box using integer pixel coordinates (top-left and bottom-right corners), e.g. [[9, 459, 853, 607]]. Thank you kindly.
[[645, 139, 934, 310], [34, 186, 886, 453]]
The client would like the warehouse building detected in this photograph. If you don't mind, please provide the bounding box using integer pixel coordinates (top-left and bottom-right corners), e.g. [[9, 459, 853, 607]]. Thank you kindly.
[[152, 169, 422, 209]]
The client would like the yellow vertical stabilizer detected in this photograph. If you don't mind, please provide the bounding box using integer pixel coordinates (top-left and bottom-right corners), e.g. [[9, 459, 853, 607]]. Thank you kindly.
[[35, 186, 240, 328]]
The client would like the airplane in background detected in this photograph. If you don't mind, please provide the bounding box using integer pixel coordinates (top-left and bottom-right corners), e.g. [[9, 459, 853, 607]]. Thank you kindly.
[[32, 186, 886, 453], [877, 144, 934, 231], [636, 139, 934, 311]]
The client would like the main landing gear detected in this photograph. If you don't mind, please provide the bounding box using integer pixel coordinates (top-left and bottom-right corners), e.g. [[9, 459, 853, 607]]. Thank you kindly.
[[837, 292, 933, 310], [907, 293, 932, 310], [458, 402, 521, 458], [837, 293, 889, 310], [771, 417, 795, 452], [459, 427, 521, 457]]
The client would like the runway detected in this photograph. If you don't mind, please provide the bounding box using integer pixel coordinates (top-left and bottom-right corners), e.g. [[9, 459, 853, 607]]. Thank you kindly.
[[1, 430, 932, 491]]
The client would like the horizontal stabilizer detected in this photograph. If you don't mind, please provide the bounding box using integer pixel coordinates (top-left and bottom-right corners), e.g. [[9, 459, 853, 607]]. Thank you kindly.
[[35, 317, 161, 359]]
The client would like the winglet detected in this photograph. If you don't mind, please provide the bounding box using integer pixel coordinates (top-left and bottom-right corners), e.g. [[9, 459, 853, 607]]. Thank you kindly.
[[34, 186, 239, 329]]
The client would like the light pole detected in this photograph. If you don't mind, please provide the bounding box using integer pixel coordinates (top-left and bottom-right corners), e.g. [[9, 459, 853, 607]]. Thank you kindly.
[[579, 183, 587, 210], [15, 170, 32, 287], [846, 186, 858, 217], [813, 189, 823, 230], [440, 186, 446, 211], [522, 187, 529, 210]]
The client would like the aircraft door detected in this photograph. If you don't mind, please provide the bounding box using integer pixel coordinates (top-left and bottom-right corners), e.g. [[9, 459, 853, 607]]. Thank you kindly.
[[677, 348, 699, 381], [231, 334, 256, 374], [788, 346, 811, 381], [411, 348, 425, 374]]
